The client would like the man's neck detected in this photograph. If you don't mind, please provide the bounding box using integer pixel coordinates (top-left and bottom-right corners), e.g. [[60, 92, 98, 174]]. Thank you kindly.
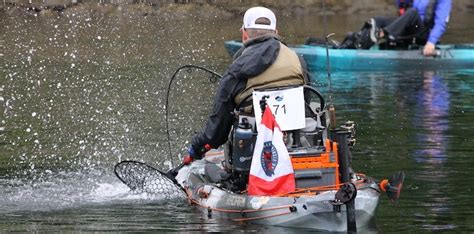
[[243, 34, 280, 47]]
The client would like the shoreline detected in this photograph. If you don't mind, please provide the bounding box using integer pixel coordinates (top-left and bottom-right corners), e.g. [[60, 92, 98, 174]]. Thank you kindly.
[[1, 1, 473, 18]]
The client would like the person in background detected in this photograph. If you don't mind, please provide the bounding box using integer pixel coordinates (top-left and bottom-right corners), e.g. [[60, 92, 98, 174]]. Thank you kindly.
[[182, 6, 309, 164], [339, 0, 452, 56]]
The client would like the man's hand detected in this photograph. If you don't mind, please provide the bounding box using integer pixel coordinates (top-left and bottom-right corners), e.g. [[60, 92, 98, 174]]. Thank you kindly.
[[182, 155, 193, 165], [182, 146, 197, 165], [182, 144, 211, 165], [423, 42, 437, 56]]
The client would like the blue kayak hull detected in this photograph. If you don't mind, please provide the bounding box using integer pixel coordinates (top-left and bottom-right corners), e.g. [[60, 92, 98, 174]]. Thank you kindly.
[[224, 40, 474, 71]]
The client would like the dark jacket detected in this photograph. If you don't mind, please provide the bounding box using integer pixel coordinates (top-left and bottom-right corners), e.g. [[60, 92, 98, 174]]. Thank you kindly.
[[191, 35, 310, 155]]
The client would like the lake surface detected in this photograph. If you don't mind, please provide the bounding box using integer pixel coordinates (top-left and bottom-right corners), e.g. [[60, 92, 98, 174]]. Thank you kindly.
[[1, 6, 474, 232]]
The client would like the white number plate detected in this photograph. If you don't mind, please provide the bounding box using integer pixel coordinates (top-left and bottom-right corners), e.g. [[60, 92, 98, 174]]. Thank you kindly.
[[252, 86, 305, 131]]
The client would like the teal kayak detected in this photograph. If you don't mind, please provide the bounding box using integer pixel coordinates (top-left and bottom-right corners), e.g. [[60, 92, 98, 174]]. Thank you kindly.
[[224, 40, 474, 71]]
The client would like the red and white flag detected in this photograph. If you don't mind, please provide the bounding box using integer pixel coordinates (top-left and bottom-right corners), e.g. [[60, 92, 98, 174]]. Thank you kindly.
[[248, 105, 295, 196]]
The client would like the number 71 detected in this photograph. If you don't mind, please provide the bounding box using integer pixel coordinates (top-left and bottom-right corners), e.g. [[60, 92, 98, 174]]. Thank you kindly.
[[272, 104, 286, 115]]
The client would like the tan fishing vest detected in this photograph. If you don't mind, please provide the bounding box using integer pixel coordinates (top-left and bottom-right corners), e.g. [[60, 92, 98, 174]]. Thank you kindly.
[[234, 42, 305, 111]]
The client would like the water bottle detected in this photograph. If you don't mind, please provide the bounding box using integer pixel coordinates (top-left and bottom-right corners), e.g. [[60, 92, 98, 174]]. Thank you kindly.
[[232, 118, 255, 171]]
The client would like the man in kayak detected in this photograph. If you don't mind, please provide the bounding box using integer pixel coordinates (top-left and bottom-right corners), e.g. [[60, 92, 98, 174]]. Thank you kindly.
[[182, 6, 309, 164], [339, 0, 451, 56]]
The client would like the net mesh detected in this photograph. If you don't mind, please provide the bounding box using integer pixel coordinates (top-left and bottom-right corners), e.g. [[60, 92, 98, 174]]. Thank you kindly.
[[114, 161, 185, 199]]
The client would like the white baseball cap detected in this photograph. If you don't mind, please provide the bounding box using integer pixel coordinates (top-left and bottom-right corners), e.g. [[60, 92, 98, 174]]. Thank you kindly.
[[241, 7, 276, 30]]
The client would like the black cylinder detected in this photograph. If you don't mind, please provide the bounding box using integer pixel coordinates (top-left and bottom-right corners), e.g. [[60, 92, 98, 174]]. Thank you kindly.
[[336, 131, 357, 233], [336, 131, 351, 182]]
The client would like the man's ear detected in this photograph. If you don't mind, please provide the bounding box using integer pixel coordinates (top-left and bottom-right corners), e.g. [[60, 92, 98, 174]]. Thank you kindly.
[[242, 29, 249, 42]]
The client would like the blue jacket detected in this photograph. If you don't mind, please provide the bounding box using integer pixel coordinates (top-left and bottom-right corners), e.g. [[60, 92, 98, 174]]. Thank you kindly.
[[398, 0, 452, 44]]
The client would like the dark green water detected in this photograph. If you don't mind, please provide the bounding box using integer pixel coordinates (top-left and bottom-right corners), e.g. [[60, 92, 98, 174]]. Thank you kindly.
[[1, 6, 474, 232]]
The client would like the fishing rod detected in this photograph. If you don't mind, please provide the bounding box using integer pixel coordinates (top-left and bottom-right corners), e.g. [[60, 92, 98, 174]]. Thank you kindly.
[[164, 65, 222, 162], [322, 0, 337, 130]]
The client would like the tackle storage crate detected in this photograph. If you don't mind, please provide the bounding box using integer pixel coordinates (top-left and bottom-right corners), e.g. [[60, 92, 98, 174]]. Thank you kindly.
[[289, 146, 339, 189]]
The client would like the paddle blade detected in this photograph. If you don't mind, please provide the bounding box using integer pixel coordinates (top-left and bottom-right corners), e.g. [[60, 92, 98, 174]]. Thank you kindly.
[[114, 160, 185, 199], [383, 171, 405, 204]]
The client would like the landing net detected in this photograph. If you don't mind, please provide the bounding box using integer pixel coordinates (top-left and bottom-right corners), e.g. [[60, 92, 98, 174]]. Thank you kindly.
[[114, 161, 185, 199]]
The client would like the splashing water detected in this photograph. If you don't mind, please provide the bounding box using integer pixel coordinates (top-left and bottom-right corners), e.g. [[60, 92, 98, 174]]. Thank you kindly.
[[0, 168, 185, 215]]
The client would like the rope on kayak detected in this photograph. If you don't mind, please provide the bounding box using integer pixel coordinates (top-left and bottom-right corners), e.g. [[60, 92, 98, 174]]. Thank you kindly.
[[188, 196, 295, 222], [183, 175, 377, 222], [274, 177, 369, 197], [185, 187, 296, 219], [189, 197, 292, 214]]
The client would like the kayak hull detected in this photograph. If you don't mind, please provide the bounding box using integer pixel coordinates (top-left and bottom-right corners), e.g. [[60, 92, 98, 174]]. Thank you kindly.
[[176, 158, 380, 231], [224, 40, 474, 71]]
